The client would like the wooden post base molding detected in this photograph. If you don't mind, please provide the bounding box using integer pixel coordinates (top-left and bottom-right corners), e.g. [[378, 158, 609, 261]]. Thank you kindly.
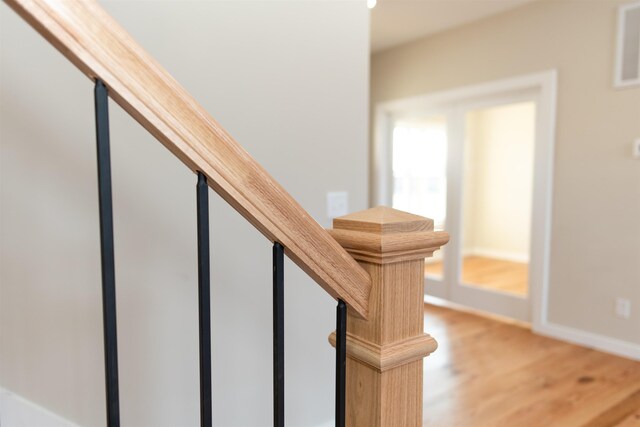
[[328, 332, 437, 372], [328, 206, 449, 427]]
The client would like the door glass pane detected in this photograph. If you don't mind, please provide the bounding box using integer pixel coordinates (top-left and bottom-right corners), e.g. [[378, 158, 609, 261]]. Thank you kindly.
[[391, 115, 447, 279], [461, 102, 535, 296]]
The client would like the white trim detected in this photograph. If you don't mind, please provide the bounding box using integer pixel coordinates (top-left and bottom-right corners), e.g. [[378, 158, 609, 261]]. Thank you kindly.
[[424, 275, 447, 299], [530, 72, 557, 331], [453, 283, 529, 322], [0, 387, 79, 427], [425, 294, 531, 328], [534, 321, 640, 361], [375, 73, 547, 126], [614, 1, 640, 88]]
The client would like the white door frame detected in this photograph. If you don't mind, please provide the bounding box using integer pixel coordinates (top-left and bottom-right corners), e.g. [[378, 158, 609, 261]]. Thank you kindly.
[[372, 70, 557, 328]]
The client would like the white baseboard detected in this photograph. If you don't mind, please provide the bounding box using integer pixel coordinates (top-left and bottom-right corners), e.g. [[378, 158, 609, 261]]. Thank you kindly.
[[0, 388, 342, 427], [0, 388, 78, 427], [534, 321, 640, 361], [426, 248, 528, 264], [464, 247, 529, 263]]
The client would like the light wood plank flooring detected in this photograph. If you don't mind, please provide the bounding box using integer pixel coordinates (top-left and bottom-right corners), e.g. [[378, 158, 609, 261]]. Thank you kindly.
[[423, 304, 640, 427], [426, 256, 528, 296]]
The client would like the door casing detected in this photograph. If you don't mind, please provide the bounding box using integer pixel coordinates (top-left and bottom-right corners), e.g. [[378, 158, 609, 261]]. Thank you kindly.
[[372, 71, 557, 326]]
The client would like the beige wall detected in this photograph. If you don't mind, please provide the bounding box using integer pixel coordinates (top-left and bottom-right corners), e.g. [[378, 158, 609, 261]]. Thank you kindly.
[[463, 102, 535, 262], [0, 1, 369, 426], [372, 0, 640, 345]]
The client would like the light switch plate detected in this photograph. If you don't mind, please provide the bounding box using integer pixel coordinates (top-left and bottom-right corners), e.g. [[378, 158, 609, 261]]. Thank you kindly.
[[327, 191, 349, 219], [615, 297, 631, 319], [633, 138, 640, 158]]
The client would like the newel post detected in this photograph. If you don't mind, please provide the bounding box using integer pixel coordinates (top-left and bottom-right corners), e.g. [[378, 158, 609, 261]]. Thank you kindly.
[[328, 206, 449, 426]]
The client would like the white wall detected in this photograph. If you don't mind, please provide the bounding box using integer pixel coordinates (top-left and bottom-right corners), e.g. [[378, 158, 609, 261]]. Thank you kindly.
[[0, 388, 79, 427], [463, 102, 535, 263], [0, 1, 370, 426], [372, 0, 640, 348]]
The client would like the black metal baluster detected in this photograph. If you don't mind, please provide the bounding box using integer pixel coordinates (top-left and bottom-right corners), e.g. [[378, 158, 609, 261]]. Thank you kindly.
[[94, 79, 120, 427], [336, 299, 347, 427], [197, 172, 212, 427], [273, 242, 285, 427]]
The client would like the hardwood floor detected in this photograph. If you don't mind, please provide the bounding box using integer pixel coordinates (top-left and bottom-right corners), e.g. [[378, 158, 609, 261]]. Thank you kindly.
[[426, 256, 528, 296], [423, 303, 640, 426]]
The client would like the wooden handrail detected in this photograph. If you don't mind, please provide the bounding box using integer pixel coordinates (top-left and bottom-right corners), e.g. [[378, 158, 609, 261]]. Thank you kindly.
[[4, 0, 371, 318]]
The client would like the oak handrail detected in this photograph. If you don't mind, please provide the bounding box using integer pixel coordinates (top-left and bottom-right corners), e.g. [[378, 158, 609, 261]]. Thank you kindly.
[[4, 0, 371, 317]]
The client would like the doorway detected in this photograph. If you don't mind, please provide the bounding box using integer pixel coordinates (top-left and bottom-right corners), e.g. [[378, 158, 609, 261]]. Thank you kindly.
[[373, 72, 557, 323]]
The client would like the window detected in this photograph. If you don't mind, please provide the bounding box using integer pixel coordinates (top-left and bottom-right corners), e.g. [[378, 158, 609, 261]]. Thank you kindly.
[[391, 116, 448, 229]]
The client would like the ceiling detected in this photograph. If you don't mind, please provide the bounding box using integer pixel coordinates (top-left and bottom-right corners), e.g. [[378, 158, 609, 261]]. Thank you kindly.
[[371, 0, 537, 53]]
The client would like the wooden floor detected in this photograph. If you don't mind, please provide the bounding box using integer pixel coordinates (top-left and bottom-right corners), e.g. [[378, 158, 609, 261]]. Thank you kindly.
[[426, 256, 528, 296], [423, 304, 640, 427]]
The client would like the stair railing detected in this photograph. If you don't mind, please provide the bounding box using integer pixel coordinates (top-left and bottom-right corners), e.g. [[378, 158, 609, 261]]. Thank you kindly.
[[3, 1, 449, 426]]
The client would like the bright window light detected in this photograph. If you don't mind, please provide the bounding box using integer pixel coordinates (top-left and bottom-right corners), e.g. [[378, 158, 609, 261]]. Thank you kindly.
[[392, 117, 448, 229]]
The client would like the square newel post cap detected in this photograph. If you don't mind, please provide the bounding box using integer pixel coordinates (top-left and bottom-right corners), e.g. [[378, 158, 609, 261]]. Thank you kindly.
[[328, 206, 449, 264]]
